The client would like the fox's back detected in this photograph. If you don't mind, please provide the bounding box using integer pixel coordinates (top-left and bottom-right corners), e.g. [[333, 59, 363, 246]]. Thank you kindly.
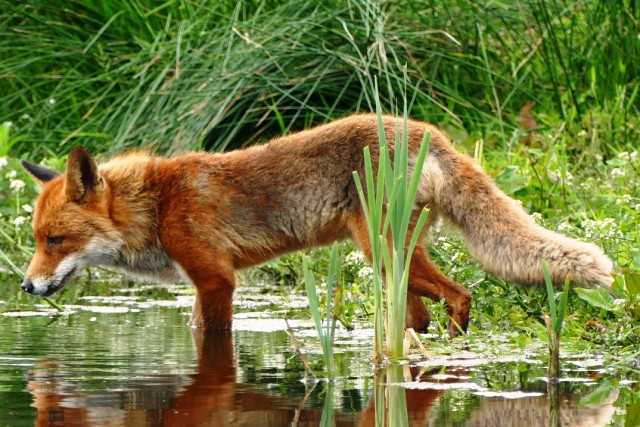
[[153, 119, 369, 260], [106, 114, 441, 267]]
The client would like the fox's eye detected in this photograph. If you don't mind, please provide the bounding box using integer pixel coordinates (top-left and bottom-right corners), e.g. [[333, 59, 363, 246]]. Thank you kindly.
[[47, 236, 65, 248]]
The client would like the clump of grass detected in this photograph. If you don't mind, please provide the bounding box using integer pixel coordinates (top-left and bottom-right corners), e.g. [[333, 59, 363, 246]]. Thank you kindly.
[[2, 0, 637, 160], [353, 73, 430, 362]]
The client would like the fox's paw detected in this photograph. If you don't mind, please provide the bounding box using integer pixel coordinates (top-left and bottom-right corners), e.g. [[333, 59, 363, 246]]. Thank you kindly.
[[573, 244, 614, 288]]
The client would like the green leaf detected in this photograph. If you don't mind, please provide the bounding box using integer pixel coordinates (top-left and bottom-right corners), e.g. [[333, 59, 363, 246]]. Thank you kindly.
[[542, 262, 557, 321], [554, 277, 570, 334], [494, 166, 527, 195], [624, 272, 640, 297], [626, 403, 640, 427], [574, 287, 616, 311], [579, 381, 616, 407]]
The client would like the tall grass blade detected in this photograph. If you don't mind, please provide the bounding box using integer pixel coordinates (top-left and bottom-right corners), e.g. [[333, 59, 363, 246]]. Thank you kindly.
[[542, 260, 570, 391], [555, 277, 571, 334], [542, 261, 557, 322], [302, 245, 338, 379]]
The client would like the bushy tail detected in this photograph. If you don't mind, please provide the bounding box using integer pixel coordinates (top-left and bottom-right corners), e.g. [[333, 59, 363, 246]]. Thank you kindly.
[[425, 142, 614, 288]]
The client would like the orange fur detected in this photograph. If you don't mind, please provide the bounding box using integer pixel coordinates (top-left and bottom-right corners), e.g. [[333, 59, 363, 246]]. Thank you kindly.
[[21, 114, 613, 336]]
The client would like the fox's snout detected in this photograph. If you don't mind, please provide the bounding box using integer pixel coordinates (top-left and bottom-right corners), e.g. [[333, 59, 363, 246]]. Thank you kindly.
[[20, 279, 34, 294], [18, 274, 71, 297]]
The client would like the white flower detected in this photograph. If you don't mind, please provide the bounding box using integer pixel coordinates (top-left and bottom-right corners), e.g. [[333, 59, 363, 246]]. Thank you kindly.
[[437, 236, 452, 250], [13, 216, 26, 227], [616, 194, 633, 206], [346, 251, 366, 265], [581, 219, 597, 238], [2, 121, 12, 128], [6, 170, 16, 179], [611, 168, 625, 177], [556, 222, 572, 232], [0, 157, 7, 170], [616, 151, 638, 161], [564, 171, 574, 182], [581, 218, 621, 240], [48, 98, 56, 105], [9, 179, 26, 191], [22, 204, 33, 213], [357, 266, 373, 279]]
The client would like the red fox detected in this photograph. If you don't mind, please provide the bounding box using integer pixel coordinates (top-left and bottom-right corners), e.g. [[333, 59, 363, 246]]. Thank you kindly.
[[20, 114, 613, 336]]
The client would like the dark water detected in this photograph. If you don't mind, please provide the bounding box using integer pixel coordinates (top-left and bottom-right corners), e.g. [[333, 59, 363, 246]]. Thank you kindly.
[[0, 282, 636, 426]]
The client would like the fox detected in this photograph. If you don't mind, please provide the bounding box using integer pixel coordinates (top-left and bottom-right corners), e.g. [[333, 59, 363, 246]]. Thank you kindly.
[[20, 114, 614, 336]]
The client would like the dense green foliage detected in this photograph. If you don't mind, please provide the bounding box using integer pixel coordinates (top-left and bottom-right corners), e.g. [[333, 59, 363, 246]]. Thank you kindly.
[[1, 0, 639, 373], [1, 0, 638, 157]]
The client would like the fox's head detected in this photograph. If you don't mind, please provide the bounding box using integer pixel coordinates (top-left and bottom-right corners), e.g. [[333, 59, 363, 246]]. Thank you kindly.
[[20, 147, 123, 297]]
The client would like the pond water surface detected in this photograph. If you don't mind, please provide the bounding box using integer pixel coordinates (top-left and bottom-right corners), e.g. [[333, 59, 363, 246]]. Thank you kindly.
[[0, 281, 636, 426]]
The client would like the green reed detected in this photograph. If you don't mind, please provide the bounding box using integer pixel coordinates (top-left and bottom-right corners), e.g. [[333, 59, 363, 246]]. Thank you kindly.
[[353, 74, 430, 362], [302, 243, 339, 379], [542, 261, 570, 427]]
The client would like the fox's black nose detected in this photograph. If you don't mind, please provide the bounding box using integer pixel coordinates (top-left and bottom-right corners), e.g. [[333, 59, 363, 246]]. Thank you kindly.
[[21, 279, 34, 294]]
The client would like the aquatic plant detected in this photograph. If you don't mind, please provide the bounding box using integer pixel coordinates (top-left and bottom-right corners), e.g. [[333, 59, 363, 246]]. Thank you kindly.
[[302, 243, 339, 379], [542, 261, 570, 427], [352, 74, 430, 361], [542, 261, 570, 381]]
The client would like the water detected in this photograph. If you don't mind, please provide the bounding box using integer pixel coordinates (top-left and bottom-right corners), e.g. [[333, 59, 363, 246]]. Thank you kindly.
[[0, 282, 636, 426]]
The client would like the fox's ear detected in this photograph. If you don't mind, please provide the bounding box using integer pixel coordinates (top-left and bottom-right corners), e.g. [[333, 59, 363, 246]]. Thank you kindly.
[[21, 160, 61, 187], [65, 146, 104, 203]]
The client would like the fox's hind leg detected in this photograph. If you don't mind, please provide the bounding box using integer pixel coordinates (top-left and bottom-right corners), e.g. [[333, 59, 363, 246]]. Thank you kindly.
[[408, 246, 471, 337], [347, 214, 432, 332]]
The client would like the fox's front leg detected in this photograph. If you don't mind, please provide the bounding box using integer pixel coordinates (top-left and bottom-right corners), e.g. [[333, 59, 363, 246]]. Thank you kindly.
[[173, 254, 236, 330], [188, 285, 235, 330], [189, 270, 235, 330]]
